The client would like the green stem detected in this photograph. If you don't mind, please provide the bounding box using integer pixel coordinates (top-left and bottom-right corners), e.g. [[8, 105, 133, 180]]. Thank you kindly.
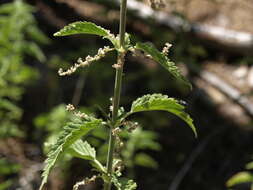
[[119, 0, 128, 47], [104, 0, 127, 189]]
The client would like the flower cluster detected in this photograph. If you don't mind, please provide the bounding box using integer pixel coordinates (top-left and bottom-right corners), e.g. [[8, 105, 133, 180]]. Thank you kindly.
[[73, 175, 97, 190], [74, 111, 89, 119], [65, 104, 89, 119], [124, 121, 139, 132], [58, 46, 114, 76], [112, 52, 126, 69], [162, 42, 172, 56], [66, 104, 75, 111], [112, 127, 124, 154], [130, 48, 152, 60]]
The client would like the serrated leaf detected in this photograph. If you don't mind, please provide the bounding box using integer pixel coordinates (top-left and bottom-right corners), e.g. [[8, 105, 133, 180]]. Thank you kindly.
[[54, 21, 109, 37], [129, 94, 197, 137], [112, 177, 137, 190], [69, 139, 105, 173], [135, 42, 191, 88], [39, 116, 103, 190], [226, 172, 253, 187], [69, 139, 95, 160], [54, 21, 118, 49]]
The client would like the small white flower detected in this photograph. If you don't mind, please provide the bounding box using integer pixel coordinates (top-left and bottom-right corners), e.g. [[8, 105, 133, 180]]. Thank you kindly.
[[66, 104, 75, 111], [58, 46, 114, 76], [162, 42, 172, 56]]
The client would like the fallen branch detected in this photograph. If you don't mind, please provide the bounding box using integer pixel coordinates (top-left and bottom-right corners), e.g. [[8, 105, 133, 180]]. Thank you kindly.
[[199, 70, 253, 117], [48, 0, 253, 54], [38, 0, 253, 54], [117, 0, 253, 54], [188, 62, 253, 119]]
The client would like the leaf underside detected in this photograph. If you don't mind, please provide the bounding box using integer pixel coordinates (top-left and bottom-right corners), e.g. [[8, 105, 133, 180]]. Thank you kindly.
[[135, 42, 191, 89], [130, 94, 197, 137], [69, 139, 95, 160], [69, 139, 105, 173], [39, 116, 102, 190]]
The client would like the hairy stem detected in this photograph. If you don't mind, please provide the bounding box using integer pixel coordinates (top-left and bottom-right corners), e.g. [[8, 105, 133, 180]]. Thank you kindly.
[[104, 0, 127, 189]]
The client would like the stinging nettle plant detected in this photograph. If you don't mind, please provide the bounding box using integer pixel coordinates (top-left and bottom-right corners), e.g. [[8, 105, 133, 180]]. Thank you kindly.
[[39, 0, 197, 190]]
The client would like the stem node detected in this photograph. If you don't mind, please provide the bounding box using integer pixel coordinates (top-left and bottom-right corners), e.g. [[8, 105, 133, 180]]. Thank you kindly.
[[104, 1, 128, 190]]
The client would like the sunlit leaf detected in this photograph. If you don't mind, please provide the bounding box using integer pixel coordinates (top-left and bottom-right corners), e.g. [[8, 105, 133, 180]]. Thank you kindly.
[[69, 139, 105, 173], [226, 172, 253, 187], [54, 21, 118, 48], [135, 42, 191, 88], [54, 21, 110, 37], [128, 94, 197, 137], [39, 116, 103, 190]]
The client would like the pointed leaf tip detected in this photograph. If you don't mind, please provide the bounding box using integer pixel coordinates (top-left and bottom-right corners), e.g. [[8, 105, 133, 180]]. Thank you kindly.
[[129, 94, 197, 137], [135, 42, 192, 89]]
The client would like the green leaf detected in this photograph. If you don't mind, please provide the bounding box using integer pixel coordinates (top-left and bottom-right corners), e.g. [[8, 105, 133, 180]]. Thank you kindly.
[[112, 177, 137, 190], [0, 0, 34, 14], [54, 21, 113, 39], [129, 94, 197, 137], [226, 172, 253, 187], [69, 139, 105, 173], [26, 26, 50, 45], [0, 158, 20, 175], [23, 42, 46, 62], [0, 99, 22, 119], [246, 161, 253, 170], [54, 21, 118, 48], [39, 116, 103, 190], [134, 153, 158, 169], [135, 42, 191, 88], [69, 139, 95, 160], [0, 180, 12, 190]]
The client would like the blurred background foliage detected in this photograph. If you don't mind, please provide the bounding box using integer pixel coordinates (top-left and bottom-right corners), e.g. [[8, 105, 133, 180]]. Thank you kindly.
[[0, 0, 48, 138], [0, 0, 253, 190]]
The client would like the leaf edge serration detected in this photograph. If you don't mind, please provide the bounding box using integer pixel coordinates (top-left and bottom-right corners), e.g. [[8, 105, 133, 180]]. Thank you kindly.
[[39, 117, 103, 190], [130, 93, 197, 137]]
